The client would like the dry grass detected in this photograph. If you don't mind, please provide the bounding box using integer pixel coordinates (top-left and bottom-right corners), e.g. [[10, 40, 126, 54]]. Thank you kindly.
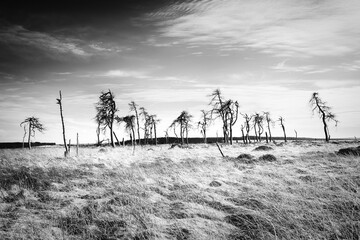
[[0, 141, 359, 239]]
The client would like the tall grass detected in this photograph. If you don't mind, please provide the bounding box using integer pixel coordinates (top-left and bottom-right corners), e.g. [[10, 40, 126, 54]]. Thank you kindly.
[[0, 141, 359, 239]]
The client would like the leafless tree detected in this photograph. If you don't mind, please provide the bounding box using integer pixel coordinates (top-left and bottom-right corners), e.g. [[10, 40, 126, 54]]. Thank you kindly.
[[309, 92, 338, 142], [209, 89, 229, 143], [173, 111, 193, 145], [253, 113, 264, 142], [116, 115, 136, 147], [148, 114, 160, 145], [139, 107, 149, 144], [278, 116, 287, 142], [263, 112, 274, 142], [241, 113, 252, 144], [95, 90, 117, 147], [198, 110, 211, 144], [240, 124, 246, 144], [221, 100, 239, 145], [129, 101, 141, 145], [20, 117, 45, 149], [56, 90, 68, 155]]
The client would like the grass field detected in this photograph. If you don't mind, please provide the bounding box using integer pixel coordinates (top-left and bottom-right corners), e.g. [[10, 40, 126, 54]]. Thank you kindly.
[[0, 141, 359, 239]]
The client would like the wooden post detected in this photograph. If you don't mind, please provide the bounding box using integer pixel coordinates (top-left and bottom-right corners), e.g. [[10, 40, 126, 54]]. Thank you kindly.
[[76, 133, 79, 156], [57, 90, 68, 156], [113, 132, 120, 146], [266, 132, 269, 143], [216, 142, 225, 158], [68, 139, 71, 154]]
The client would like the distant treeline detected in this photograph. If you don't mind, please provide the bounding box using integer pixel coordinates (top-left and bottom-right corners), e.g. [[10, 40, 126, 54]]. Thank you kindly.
[[87, 136, 355, 147], [0, 142, 56, 149]]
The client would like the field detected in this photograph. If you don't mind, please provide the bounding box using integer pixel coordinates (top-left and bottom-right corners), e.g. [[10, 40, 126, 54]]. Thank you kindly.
[[0, 141, 359, 240]]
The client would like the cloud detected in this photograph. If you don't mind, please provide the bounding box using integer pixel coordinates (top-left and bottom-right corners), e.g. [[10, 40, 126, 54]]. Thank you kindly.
[[338, 60, 360, 71], [0, 24, 128, 63], [100, 70, 149, 79], [271, 60, 332, 74], [151, 0, 360, 58]]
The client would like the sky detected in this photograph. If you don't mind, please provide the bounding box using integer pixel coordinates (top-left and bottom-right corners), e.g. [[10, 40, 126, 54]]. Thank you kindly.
[[1, 0, 360, 144]]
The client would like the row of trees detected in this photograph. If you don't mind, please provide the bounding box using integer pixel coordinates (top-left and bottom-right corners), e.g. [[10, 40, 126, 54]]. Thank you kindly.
[[93, 89, 339, 147], [20, 89, 339, 150]]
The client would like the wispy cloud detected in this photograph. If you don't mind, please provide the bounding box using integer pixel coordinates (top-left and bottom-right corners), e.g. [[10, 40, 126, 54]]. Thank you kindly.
[[99, 70, 149, 79], [271, 60, 332, 74], [338, 60, 360, 71], [151, 0, 360, 58], [0, 24, 129, 62]]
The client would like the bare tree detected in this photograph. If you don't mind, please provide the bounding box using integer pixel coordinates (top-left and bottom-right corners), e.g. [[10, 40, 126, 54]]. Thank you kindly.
[[220, 100, 239, 145], [139, 107, 149, 144], [95, 90, 117, 147], [96, 121, 101, 146], [253, 113, 264, 142], [264, 112, 274, 142], [278, 116, 287, 142], [129, 101, 141, 145], [20, 117, 45, 149], [149, 114, 160, 145], [309, 92, 338, 142], [198, 110, 211, 144], [116, 115, 136, 147], [241, 113, 252, 144], [240, 124, 246, 144], [209, 89, 229, 143], [173, 111, 193, 145], [56, 90, 69, 155], [169, 121, 177, 141]]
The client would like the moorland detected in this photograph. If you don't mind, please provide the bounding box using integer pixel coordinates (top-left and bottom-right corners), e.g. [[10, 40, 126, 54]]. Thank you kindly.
[[0, 141, 359, 239]]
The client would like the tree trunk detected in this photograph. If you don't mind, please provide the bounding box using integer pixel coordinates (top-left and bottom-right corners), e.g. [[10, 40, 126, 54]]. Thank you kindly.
[[134, 108, 141, 145], [154, 123, 157, 145], [282, 125, 287, 142], [76, 133, 79, 156], [265, 132, 268, 143], [322, 113, 329, 142], [241, 129, 245, 144], [110, 124, 115, 147], [113, 132, 120, 146], [254, 126, 258, 142], [131, 126, 136, 147], [96, 123, 101, 146], [58, 91, 68, 155], [28, 122, 31, 149], [204, 129, 207, 144], [267, 123, 272, 142], [180, 123, 184, 145], [229, 125, 233, 145]]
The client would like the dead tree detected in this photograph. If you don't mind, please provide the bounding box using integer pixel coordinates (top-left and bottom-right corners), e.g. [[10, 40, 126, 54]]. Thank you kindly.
[[148, 114, 160, 145], [20, 117, 45, 149], [253, 113, 264, 142], [309, 92, 338, 142], [173, 111, 193, 145], [129, 101, 141, 145], [95, 90, 117, 147], [198, 110, 211, 144], [116, 115, 136, 147], [56, 90, 68, 155], [209, 89, 229, 143], [240, 124, 246, 144], [278, 116, 287, 142], [139, 107, 149, 144], [264, 112, 274, 142], [221, 100, 239, 145], [241, 113, 252, 144]]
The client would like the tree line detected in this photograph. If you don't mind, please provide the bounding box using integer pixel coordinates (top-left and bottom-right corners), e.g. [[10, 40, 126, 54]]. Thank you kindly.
[[20, 89, 339, 152]]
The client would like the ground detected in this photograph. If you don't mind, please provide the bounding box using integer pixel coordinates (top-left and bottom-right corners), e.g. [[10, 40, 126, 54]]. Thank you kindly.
[[0, 141, 359, 239]]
